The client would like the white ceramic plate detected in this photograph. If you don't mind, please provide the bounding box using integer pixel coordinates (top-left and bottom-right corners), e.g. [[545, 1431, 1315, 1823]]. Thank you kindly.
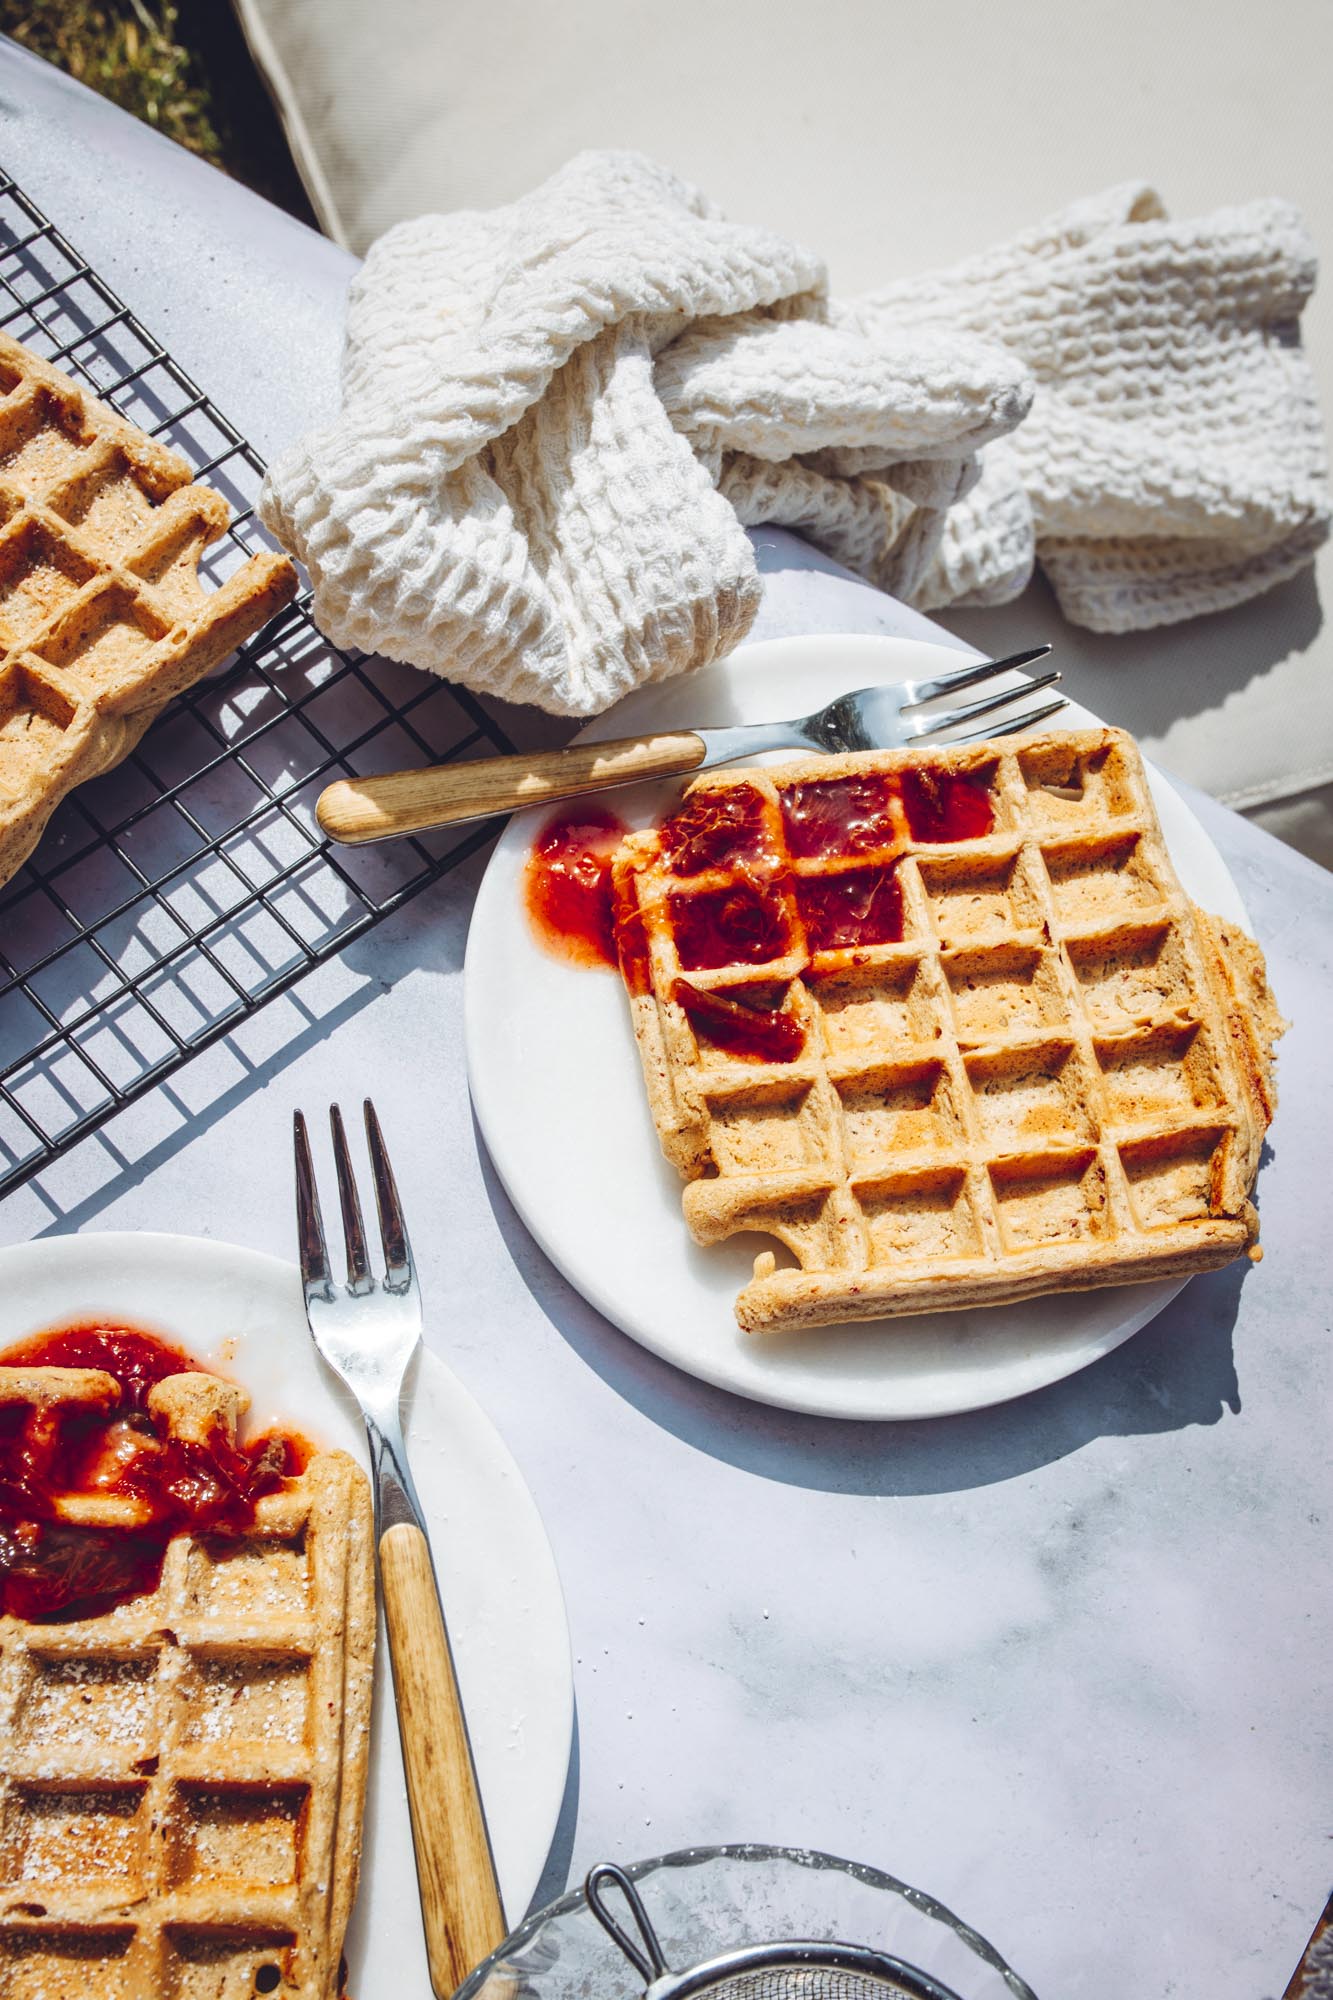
[[0, 1232, 574, 1987], [466, 634, 1252, 1423]]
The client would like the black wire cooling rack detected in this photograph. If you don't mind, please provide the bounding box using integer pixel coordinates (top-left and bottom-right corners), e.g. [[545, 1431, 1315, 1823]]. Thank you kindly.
[[0, 167, 517, 1200]]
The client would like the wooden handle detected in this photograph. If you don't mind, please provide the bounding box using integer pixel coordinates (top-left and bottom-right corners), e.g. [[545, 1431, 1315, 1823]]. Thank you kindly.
[[316, 731, 708, 844], [380, 1520, 506, 1996]]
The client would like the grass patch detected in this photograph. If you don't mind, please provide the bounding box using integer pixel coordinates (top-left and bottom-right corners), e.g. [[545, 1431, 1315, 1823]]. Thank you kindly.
[[0, 0, 317, 222], [2, 0, 221, 159]]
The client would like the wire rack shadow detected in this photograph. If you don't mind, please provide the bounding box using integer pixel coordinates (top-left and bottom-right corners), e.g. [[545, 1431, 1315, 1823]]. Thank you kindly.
[[0, 166, 515, 1202]]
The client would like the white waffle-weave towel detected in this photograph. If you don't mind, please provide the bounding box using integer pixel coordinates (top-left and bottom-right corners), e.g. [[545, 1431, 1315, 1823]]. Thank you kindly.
[[260, 153, 1329, 716]]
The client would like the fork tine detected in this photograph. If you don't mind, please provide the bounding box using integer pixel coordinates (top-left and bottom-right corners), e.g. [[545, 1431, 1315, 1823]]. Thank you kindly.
[[293, 1110, 334, 1299], [329, 1103, 371, 1289], [906, 668, 1062, 739], [364, 1098, 413, 1284], [901, 642, 1052, 708], [936, 695, 1070, 745]]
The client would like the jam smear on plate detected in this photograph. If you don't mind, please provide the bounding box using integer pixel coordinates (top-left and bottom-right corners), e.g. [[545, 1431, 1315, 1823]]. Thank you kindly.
[[523, 809, 629, 971], [0, 1324, 306, 1623]]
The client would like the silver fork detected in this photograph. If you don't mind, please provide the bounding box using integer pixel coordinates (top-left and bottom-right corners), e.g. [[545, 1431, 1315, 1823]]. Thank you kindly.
[[294, 1100, 506, 1998], [314, 642, 1064, 846]]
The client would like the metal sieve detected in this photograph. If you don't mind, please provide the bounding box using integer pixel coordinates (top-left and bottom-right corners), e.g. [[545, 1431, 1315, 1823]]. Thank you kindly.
[[585, 1862, 967, 2000]]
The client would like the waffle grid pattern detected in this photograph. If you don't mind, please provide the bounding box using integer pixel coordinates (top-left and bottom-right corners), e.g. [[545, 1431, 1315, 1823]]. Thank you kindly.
[[0, 166, 516, 1202], [0, 328, 299, 888], [614, 730, 1276, 1331], [0, 1376, 373, 1998]]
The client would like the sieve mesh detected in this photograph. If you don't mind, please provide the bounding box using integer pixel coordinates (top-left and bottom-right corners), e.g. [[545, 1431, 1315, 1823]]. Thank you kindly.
[[676, 1964, 931, 2000]]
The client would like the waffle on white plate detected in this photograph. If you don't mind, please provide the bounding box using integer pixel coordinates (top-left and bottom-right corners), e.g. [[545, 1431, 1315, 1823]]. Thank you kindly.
[[611, 727, 1284, 1333], [0, 331, 297, 889], [0, 1359, 373, 1997]]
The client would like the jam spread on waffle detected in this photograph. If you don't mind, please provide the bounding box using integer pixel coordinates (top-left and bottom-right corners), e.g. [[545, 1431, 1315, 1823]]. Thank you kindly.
[[669, 880, 794, 970], [781, 767, 992, 854], [796, 866, 905, 951], [525, 765, 994, 1055], [0, 1325, 305, 1622], [899, 766, 996, 843], [660, 783, 775, 873], [673, 979, 806, 1062], [613, 878, 653, 996], [780, 772, 898, 856]]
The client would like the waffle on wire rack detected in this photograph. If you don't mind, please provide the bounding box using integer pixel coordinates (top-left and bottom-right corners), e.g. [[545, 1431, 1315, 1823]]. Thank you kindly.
[[610, 728, 1283, 1333], [0, 1365, 373, 1997], [0, 330, 297, 889]]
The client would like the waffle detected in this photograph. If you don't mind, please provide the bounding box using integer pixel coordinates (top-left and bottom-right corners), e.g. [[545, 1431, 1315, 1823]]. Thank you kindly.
[[0, 332, 297, 888], [611, 728, 1284, 1332], [0, 1366, 374, 1998]]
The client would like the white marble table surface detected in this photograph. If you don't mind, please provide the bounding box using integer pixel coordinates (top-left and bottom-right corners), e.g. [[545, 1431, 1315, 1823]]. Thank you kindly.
[[1, 43, 1330, 2000]]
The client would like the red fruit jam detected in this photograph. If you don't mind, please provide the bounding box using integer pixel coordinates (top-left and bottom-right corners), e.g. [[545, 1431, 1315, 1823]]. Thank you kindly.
[[796, 866, 905, 953], [659, 785, 777, 875], [669, 882, 794, 971], [779, 774, 899, 859], [899, 766, 995, 843], [522, 763, 992, 984], [523, 808, 629, 971], [674, 979, 805, 1063], [612, 878, 653, 997], [0, 1325, 305, 1622]]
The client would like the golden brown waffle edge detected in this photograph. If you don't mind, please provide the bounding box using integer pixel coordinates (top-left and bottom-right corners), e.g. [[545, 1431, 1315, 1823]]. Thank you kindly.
[[0, 332, 298, 890], [0, 1365, 374, 1998], [611, 727, 1284, 1333]]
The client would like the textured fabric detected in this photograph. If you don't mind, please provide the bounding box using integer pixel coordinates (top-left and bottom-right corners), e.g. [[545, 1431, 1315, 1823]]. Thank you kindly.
[[260, 152, 1328, 716]]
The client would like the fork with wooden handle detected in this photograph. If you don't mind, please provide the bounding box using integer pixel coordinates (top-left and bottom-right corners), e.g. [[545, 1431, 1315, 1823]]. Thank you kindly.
[[295, 1100, 506, 1997], [316, 644, 1059, 845]]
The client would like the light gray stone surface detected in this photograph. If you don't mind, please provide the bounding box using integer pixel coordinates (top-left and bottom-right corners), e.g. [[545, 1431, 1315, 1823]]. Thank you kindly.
[[0, 45, 1329, 2000]]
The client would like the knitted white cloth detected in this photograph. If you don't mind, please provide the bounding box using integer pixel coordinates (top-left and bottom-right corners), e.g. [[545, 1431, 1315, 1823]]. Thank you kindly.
[[260, 154, 1329, 716]]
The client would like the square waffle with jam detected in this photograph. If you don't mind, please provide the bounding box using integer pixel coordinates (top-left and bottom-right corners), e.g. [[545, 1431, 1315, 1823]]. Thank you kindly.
[[611, 728, 1283, 1333], [0, 1362, 373, 1997], [0, 331, 297, 888]]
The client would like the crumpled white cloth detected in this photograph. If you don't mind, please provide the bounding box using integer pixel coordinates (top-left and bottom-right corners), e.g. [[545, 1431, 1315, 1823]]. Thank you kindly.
[[260, 152, 1329, 716]]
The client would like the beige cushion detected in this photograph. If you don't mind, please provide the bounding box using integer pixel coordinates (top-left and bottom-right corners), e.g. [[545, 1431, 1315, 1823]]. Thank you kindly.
[[234, 0, 1333, 862]]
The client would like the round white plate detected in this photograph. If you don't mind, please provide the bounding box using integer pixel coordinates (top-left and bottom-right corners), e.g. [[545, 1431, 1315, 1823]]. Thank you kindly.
[[466, 634, 1251, 1422], [0, 1232, 574, 1985]]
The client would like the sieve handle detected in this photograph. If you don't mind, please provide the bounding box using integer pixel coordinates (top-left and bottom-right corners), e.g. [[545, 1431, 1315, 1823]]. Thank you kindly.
[[585, 1863, 671, 1984]]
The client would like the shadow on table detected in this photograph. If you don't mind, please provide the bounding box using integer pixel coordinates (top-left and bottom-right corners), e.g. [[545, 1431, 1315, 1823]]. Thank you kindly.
[[525, 1698, 582, 1920], [480, 1136, 1257, 1498], [945, 565, 1323, 747], [16, 857, 484, 1235]]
